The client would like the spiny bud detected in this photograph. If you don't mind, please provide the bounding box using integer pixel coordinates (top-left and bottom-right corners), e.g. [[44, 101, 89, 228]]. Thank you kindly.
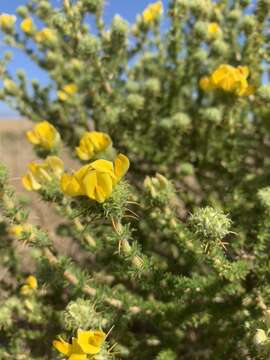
[[241, 15, 256, 34], [111, 15, 129, 36], [257, 85, 270, 101], [258, 187, 270, 209], [78, 34, 100, 59], [194, 21, 208, 39], [193, 49, 208, 63], [190, 0, 212, 17], [228, 9, 241, 21], [200, 107, 223, 124], [144, 78, 161, 95], [126, 94, 145, 110], [63, 299, 103, 330], [171, 112, 191, 131], [132, 255, 144, 269], [16, 6, 28, 18], [180, 162, 194, 176], [81, 0, 104, 13], [126, 80, 140, 93], [189, 206, 232, 241], [211, 40, 229, 56]]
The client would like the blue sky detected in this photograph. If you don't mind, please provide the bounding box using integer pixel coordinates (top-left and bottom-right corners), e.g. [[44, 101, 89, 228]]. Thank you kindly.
[[0, 0, 168, 117]]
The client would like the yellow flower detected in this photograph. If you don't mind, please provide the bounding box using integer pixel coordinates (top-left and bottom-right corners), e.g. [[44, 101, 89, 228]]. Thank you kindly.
[[26, 121, 60, 150], [21, 18, 34, 34], [142, 1, 163, 24], [35, 28, 57, 44], [58, 83, 78, 101], [207, 22, 221, 39], [20, 275, 38, 296], [77, 329, 105, 355], [199, 64, 254, 96], [199, 76, 214, 92], [0, 13, 16, 31], [53, 329, 105, 359], [22, 156, 64, 191], [61, 154, 130, 203], [9, 223, 33, 237], [76, 131, 112, 161]]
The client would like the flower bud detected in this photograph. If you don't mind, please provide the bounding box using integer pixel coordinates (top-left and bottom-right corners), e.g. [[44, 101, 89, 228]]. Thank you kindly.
[[144, 78, 161, 95], [253, 329, 268, 346], [194, 21, 208, 39], [200, 107, 223, 124], [257, 84, 270, 101], [258, 187, 270, 209], [189, 206, 232, 241], [241, 15, 256, 34], [180, 162, 194, 176], [171, 112, 191, 131], [211, 40, 229, 56], [81, 0, 104, 13], [16, 6, 28, 18], [126, 94, 145, 110], [78, 34, 100, 59]]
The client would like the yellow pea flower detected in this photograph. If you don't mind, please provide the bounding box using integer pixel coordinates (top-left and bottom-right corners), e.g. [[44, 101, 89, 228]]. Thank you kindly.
[[35, 27, 57, 44], [200, 64, 254, 97], [77, 329, 105, 355], [22, 156, 64, 191], [76, 131, 112, 161], [9, 223, 33, 237], [207, 22, 222, 39], [142, 1, 163, 24], [199, 76, 214, 92], [53, 329, 105, 359], [21, 17, 34, 34], [20, 275, 38, 296], [53, 337, 87, 360], [58, 83, 78, 101], [61, 154, 130, 203], [0, 13, 16, 31], [26, 121, 60, 150]]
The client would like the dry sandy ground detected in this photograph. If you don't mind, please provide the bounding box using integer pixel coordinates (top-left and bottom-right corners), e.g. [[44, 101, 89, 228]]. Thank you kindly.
[[0, 119, 82, 267]]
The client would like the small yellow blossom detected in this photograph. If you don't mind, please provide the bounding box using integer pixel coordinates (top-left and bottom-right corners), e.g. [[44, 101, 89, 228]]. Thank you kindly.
[[35, 27, 57, 44], [53, 329, 105, 359], [21, 18, 34, 34], [61, 154, 130, 203], [9, 223, 33, 237], [207, 22, 222, 39], [0, 13, 16, 31], [20, 275, 38, 295], [76, 131, 112, 161], [26, 121, 60, 150], [58, 83, 78, 102], [22, 156, 64, 191], [199, 64, 255, 96], [142, 1, 163, 24]]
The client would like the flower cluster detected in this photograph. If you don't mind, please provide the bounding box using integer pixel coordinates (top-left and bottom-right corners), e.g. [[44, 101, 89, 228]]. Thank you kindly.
[[24, 121, 129, 203], [142, 1, 163, 24], [53, 329, 105, 359], [199, 64, 254, 96]]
